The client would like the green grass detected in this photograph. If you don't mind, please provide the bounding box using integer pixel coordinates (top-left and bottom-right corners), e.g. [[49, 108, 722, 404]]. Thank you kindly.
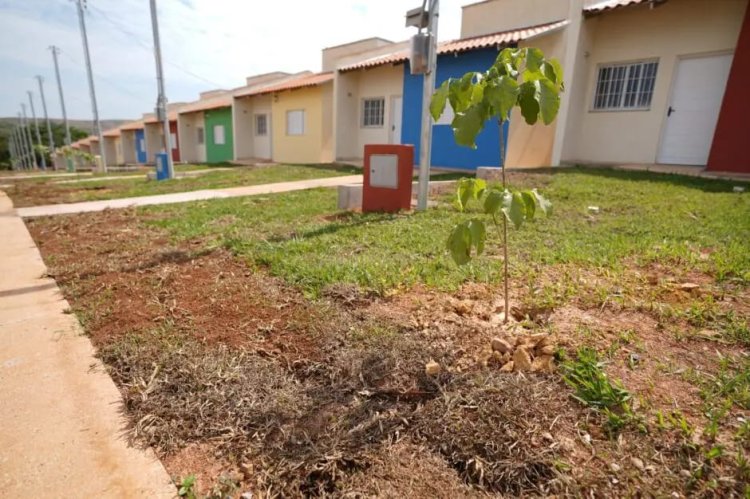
[[144, 167, 750, 296]]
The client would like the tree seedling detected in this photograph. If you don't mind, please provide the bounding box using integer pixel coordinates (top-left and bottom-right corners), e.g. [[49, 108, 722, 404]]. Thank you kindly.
[[430, 47, 563, 321]]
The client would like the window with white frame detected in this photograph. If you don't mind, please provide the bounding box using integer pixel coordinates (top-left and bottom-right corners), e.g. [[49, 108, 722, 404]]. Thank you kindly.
[[197, 127, 204, 145], [286, 110, 305, 136], [255, 114, 268, 136], [170, 133, 177, 150], [362, 97, 385, 127], [593, 60, 659, 110], [213, 125, 225, 145]]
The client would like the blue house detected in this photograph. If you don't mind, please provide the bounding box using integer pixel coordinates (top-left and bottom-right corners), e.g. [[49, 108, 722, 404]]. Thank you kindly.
[[402, 47, 510, 171]]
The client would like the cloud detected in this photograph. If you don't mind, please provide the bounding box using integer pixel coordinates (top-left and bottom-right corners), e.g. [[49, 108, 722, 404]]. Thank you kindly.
[[0, 0, 474, 120]]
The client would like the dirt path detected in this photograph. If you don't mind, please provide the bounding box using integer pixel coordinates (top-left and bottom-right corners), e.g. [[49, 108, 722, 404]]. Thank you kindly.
[[0, 192, 175, 498], [16, 174, 364, 217]]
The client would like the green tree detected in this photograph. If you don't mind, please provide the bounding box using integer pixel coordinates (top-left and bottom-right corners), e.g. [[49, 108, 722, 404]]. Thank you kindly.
[[430, 47, 563, 321]]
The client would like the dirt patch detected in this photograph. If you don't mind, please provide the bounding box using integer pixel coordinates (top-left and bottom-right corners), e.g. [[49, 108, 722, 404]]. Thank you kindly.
[[27, 208, 750, 497]]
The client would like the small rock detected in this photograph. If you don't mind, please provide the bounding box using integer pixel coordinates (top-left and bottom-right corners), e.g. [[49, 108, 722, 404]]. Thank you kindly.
[[631, 457, 645, 471], [491, 337, 514, 354], [644, 465, 656, 474], [531, 355, 555, 373], [559, 436, 575, 452], [500, 360, 514, 372], [425, 360, 441, 376], [679, 469, 692, 478], [542, 432, 554, 442], [610, 463, 621, 473], [453, 300, 473, 316], [513, 347, 533, 371], [587, 206, 600, 213], [538, 344, 556, 356], [678, 282, 700, 291], [526, 333, 549, 347], [241, 493, 253, 499]]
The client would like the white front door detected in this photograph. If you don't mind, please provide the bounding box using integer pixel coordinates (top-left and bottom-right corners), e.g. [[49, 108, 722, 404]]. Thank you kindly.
[[253, 113, 271, 159], [658, 53, 733, 165], [389, 96, 402, 144]]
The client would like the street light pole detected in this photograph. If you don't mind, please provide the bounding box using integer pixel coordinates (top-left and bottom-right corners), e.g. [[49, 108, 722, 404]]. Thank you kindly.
[[416, 0, 439, 211], [27, 91, 47, 169], [149, 0, 175, 179], [74, 0, 107, 171], [20, 105, 37, 168], [36, 76, 56, 155], [50, 46, 72, 146]]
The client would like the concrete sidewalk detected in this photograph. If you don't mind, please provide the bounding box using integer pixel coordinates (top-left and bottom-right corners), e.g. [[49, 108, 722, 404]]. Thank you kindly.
[[0, 193, 175, 497], [17, 174, 364, 218]]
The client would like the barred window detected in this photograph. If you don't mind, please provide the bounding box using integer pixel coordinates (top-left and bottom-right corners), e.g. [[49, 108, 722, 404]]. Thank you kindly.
[[362, 98, 385, 127], [255, 114, 267, 136], [197, 127, 204, 145], [593, 61, 658, 110]]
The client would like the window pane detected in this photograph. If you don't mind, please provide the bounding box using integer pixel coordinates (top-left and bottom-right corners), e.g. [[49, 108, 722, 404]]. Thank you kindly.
[[594, 61, 658, 110], [197, 127, 204, 145], [214, 125, 225, 145], [286, 110, 305, 135], [255, 114, 267, 136], [362, 98, 385, 127]]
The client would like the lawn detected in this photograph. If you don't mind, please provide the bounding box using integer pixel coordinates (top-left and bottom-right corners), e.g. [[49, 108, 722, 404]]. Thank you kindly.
[[27, 167, 750, 497], [3, 163, 360, 207]]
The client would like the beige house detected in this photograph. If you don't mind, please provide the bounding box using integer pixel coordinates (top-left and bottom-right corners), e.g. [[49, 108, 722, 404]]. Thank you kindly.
[[102, 128, 124, 166], [461, 0, 749, 171]]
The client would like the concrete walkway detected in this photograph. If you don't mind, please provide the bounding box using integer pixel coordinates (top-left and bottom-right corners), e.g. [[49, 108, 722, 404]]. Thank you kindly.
[[0, 193, 175, 497], [17, 174, 364, 218], [0, 171, 93, 180]]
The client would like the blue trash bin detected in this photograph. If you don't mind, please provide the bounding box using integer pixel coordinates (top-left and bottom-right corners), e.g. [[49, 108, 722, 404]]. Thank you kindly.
[[155, 153, 169, 180]]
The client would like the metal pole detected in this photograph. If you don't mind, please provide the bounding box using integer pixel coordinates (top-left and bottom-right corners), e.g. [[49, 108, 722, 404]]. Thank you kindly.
[[28, 91, 47, 169], [149, 0, 174, 179], [74, 0, 107, 172], [416, 0, 439, 211], [20, 106, 37, 168], [12, 128, 24, 170], [12, 123, 26, 169], [50, 46, 72, 146], [36, 76, 56, 154]]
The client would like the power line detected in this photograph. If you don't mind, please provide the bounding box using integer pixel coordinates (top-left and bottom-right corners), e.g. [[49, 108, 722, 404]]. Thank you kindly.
[[86, 3, 226, 89]]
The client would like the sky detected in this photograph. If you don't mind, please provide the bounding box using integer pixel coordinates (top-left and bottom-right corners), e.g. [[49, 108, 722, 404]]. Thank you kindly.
[[0, 0, 475, 121]]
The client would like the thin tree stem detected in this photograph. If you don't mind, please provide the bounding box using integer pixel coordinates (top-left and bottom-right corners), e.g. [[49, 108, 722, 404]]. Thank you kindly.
[[499, 118, 509, 323]]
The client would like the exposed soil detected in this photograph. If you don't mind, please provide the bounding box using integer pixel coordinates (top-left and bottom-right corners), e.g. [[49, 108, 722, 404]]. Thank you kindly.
[[27, 209, 750, 498]]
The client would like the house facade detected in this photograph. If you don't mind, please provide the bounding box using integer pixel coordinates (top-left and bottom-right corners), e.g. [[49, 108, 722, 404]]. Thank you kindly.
[[144, 110, 182, 164], [460, 0, 750, 171], [178, 91, 233, 164], [102, 129, 123, 166]]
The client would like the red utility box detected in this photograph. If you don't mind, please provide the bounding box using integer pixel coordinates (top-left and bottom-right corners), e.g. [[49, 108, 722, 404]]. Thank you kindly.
[[362, 144, 414, 213]]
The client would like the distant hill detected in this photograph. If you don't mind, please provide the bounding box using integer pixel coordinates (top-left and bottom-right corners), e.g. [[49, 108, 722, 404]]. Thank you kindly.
[[0, 117, 130, 135]]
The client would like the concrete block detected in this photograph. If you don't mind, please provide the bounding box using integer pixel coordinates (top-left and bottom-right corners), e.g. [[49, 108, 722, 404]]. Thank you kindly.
[[338, 184, 363, 210], [476, 167, 503, 182]]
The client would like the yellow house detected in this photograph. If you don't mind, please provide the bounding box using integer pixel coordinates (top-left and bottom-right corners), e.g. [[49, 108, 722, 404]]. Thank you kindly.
[[266, 72, 334, 164]]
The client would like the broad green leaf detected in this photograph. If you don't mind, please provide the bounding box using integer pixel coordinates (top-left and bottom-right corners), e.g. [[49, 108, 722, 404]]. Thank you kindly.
[[470, 79, 485, 105], [483, 189, 505, 215], [538, 79, 561, 125], [518, 81, 540, 125], [448, 73, 476, 113], [452, 104, 487, 149], [447, 222, 472, 265], [485, 76, 519, 122], [454, 178, 486, 211], [521, 190, 536, 219], [468, 219, 486, 255], [533, 188, 552, 215], [502, 191, 526, 229], [548, 59, 565, 90], [430, 80, 450, 122], [525, 48, 544, 73]]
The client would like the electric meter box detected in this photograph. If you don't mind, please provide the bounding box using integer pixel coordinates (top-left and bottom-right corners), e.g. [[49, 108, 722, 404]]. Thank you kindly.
[[362, 144, 414, 213], [409, 33, 430, 75]]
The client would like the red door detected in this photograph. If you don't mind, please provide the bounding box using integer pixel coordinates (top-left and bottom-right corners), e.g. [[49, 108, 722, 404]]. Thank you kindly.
[[169, 121, 180, 162]]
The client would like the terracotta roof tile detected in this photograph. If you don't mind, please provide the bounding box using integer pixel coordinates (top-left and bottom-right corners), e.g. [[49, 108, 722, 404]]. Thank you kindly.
[[103, 128, 121, 138], [120, 120, 145, 131], [178, 94, 233, 115], [584, 0, 649, 13], [339, 20, 569, 72], [237, 72, 334, 98]]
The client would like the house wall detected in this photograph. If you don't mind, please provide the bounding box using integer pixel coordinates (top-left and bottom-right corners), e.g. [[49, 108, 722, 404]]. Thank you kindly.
[[402, 48, 507, 170], [134, 129, 147, 164], [144, 121, 180, 163], [505, 29, 567, 168], [708, 1, 750, 173], [121, 131, 136, 164], [566, 0, 747, 165], [205, 107, 234, 163], [233, 95, 273, 160], [461, 0, 569, 38], [271, 84, 332, 164], [104, 138, 117, 166], [335, 64, 404, 160], [178, 112, 206, 164]]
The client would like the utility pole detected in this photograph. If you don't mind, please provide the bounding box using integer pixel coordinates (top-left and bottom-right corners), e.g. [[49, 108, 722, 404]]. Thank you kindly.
[[50, 46, 72, 146], [20, 105, 37, 168], [27, 91, 47, 169], [36, 76, 55, 154], [416, 0, 439, 211], [74, 0, 107, 172], [149, 0, 174, 179], [12, 122, 26, 169], [8, 128, 18, 169]]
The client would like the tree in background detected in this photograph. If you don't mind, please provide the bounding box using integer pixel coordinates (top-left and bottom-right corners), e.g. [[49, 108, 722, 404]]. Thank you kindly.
[[0, 122, 88, 169]]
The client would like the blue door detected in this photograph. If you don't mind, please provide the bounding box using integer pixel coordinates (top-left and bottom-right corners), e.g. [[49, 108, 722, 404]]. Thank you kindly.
[[135, 129, 147, 164]]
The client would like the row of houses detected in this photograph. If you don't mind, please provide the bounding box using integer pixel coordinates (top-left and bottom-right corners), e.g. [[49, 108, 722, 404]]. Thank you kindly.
[[69, 0, 750, 174]]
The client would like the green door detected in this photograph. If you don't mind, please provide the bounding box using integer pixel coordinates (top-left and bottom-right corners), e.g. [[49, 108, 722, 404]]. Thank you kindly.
[[205, 107, 233, 163]]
